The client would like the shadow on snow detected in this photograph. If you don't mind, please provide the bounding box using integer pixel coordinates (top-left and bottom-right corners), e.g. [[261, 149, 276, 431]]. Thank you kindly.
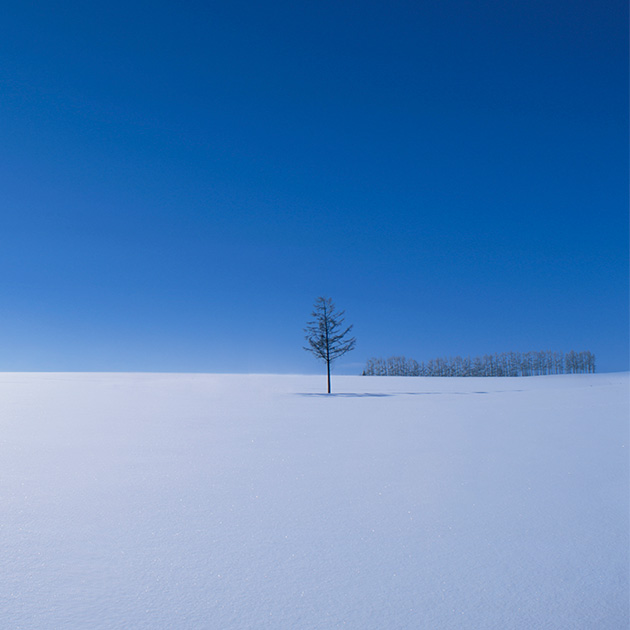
[[295, 390, 524, 397]]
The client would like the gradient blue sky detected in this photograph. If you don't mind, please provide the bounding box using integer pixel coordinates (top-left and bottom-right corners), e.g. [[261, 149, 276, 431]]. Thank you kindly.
[[2, 0, 628, 374]]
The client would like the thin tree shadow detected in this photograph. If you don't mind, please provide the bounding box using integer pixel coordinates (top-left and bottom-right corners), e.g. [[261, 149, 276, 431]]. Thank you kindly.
[[296, 393, 393, 398], [296, 390, 523, 397]]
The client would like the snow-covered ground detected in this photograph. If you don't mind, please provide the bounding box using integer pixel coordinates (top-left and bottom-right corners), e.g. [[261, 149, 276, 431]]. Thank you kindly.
[[0, 372, 627, 629]]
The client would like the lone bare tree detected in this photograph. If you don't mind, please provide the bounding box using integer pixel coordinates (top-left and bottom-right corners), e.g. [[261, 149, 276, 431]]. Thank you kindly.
[[304, 297, 356, 393]]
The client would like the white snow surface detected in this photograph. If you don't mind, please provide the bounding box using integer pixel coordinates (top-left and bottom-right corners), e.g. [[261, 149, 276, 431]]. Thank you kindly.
[[0, 372, 627, 629]]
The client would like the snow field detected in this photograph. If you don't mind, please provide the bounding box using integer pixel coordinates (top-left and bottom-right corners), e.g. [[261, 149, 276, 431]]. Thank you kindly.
[[0, 372, 627, 629]]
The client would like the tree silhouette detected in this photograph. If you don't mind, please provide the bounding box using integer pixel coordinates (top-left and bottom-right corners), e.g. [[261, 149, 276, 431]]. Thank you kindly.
[[304, 297, 356, 393]]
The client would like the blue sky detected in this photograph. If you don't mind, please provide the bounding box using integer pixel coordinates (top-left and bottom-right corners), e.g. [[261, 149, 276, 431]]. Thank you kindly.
[[1, 0, 628, 374]]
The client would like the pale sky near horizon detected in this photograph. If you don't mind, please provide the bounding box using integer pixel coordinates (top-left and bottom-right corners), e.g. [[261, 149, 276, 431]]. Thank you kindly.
[[2, 0, 628, 374]]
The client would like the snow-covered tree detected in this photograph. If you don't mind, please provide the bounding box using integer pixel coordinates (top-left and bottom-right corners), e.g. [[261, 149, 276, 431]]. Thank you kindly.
[[363, 349, 595, 377]]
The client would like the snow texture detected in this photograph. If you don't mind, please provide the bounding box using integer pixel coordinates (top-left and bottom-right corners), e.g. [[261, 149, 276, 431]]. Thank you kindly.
[[0, 372, 627, 629]]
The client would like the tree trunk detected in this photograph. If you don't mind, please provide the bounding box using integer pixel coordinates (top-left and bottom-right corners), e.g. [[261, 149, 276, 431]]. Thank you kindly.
[[327, 360, 331, 394]]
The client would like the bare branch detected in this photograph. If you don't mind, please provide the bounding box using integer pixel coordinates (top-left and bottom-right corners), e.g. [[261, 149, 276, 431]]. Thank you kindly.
[[304, 297, 356, 393]]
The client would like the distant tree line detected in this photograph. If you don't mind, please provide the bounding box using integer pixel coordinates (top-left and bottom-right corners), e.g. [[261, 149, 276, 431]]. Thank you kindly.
[[362, 350, 595, 377]]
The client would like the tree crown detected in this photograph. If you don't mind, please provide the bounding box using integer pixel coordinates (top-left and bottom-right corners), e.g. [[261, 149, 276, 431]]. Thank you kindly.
[[303, 297, 356, 364]]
